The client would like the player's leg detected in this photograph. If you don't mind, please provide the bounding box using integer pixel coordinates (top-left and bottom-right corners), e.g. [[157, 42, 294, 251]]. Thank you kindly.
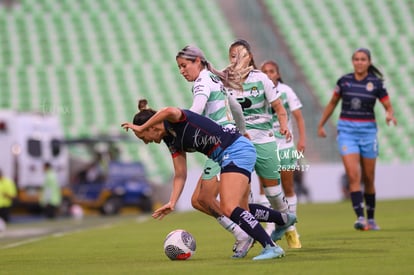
[[360, 134, 380, 230], [220, 138, 284, 260], [193, 160, 253, 258], [281, 170, 301, 247], [255, 142, 289, 214], [338, 131, 367, 230]]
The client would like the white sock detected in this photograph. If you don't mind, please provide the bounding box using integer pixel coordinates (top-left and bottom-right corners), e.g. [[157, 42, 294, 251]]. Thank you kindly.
[[264, 185, 289, 213], [258, 194, 271, 207], [217, 215, 247, 240], [286, 195, 297, 215], [286, 195, 298, 231]]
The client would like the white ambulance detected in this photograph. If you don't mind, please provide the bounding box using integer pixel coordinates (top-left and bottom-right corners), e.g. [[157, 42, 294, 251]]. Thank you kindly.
[[0, 110, 69, 207]]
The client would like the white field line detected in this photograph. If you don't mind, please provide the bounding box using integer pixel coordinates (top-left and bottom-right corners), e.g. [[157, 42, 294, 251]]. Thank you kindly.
[[0, 216, 150, 249]]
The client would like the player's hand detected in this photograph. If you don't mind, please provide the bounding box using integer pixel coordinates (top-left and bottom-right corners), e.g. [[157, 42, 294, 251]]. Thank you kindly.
[[280, 127, 292, 142], [152, 202, 175, 220], [243, 132, 251, 140], [317, 126, 327, 138], [121, 122, 141, 133], [385, 112, 397, 126]]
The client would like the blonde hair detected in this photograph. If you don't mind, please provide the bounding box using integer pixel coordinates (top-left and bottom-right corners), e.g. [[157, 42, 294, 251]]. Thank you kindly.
[[210, 39, 256, 90]]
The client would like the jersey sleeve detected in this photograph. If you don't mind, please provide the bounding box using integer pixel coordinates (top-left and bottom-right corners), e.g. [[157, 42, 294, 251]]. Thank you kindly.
[[333, 78, 342, 96], [377, 79, 389, 101], [190, 76, 211, 114], [285, 86, 303, 111], [262, 73, 281, 103]]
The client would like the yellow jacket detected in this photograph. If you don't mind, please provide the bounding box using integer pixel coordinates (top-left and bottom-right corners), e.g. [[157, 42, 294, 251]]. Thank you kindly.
[[0, 176, 17, 208]]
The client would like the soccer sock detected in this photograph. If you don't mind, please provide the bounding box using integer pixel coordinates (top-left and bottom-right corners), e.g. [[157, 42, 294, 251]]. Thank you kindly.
[[249, 203, 287, 225], [364, 193, 376, 220], [258, 194, 271, 207], [217, 215, 247, 240], [263, 184, 289, 213], [285, 195, 298, 231], [286, 195, 297, 215], [257, 194, 275, 233], [350, 191, 365, 218], [230, 206, 274, 248]]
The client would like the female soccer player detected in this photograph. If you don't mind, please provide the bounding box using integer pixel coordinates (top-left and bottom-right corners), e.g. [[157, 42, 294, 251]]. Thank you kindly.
[[210, 39, 292, 241], [175, 45, 253, 258], [261, 60, 306, 248], [121, 99, 296, 260], [318, 48, 397, 231]]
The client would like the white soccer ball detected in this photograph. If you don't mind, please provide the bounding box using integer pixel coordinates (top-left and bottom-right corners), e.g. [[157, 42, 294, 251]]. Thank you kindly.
[[163, 229, 196, 260]]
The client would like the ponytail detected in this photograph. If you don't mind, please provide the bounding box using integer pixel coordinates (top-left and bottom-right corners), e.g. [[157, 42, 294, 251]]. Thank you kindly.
[[133, 99, 157, 126]]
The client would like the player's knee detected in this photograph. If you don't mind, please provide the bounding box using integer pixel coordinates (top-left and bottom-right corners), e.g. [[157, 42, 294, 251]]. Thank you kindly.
[[219, 203, 236, 218], [197, 191, 212, 206], [191, 194, 202, 210]]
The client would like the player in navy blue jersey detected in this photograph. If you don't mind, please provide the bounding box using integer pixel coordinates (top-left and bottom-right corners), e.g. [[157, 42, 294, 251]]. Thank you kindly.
[[121, 99, 297, 260], [318, 48, 397, 231]]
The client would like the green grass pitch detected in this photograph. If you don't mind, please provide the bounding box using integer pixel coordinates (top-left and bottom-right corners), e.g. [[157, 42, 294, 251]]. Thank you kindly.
[[1, 199, 413, 274]]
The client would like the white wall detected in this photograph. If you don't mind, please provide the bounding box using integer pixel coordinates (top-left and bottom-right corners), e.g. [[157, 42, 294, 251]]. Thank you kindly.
[[174, 163, 414, 211]]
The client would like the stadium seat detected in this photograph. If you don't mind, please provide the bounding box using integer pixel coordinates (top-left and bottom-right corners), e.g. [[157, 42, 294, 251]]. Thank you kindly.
[[263, 0, 414, 163]]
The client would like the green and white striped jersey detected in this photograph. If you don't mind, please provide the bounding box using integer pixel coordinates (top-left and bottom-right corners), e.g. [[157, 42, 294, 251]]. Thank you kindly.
[[191, 69, 234, 127], [226, 70, 281, 144]]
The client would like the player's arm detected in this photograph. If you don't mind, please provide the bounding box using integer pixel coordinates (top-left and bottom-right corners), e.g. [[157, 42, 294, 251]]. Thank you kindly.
[[317, 93, 340, 137], [292, 108, 306, 152], [227, 95, 247, 135], [169, 152, 188, 207], [122, 107, 183, 133], [380, 97, 397, 126], [271, 98, 291, 141], [152, 152, 187, 220]]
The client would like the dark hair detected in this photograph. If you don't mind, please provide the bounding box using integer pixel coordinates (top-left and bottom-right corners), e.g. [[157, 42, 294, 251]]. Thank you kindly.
[[260, 60, 284, 83], [352, 48, 384, 80], [132, 99, 157, 126], [229, 39, 257, 69]]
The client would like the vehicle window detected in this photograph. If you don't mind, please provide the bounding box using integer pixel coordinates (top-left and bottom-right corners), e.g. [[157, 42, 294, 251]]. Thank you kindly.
[[51, 139, 61, 157], [28, 139, 41, 157]]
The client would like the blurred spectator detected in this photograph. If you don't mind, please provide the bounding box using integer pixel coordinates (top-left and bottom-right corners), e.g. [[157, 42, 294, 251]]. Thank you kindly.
[[0, 0, 20, 10], [0, 168, 17, 223], [294, 168, 311, 203], [40, 162, 62, 219], [86, 152, 109, 183]]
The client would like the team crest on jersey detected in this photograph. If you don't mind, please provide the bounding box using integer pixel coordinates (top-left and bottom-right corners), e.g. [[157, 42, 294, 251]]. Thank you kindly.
[[250, 87, 259, 97], [366, 82, 374, 92]]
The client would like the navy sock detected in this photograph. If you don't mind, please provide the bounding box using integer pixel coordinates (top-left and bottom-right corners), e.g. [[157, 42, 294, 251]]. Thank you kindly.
[[248, 203, 287, 225], [350, 191, 365, 218], [364, 193, 376, 220], [230, 206, 274, 248]]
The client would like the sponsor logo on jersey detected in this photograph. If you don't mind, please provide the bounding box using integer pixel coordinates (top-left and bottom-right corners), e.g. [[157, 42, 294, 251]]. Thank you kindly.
[[210, 74, 220, 83]]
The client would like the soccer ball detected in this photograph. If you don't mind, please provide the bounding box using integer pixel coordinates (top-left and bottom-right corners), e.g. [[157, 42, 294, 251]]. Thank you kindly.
[[163, 229, 196, 260]]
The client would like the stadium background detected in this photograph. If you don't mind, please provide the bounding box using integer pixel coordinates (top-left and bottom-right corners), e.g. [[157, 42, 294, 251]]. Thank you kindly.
[[1, 0, 413, 201]]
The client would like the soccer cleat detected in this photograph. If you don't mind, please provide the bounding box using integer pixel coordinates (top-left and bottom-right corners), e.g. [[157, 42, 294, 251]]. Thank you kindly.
[[271, 213, 297, 241], [367, 219, 380, 231], [252, 244, 285, 260], [354, 216, 368, 231], [285, 228, 302, 248], [232, 236, 254, 258]]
